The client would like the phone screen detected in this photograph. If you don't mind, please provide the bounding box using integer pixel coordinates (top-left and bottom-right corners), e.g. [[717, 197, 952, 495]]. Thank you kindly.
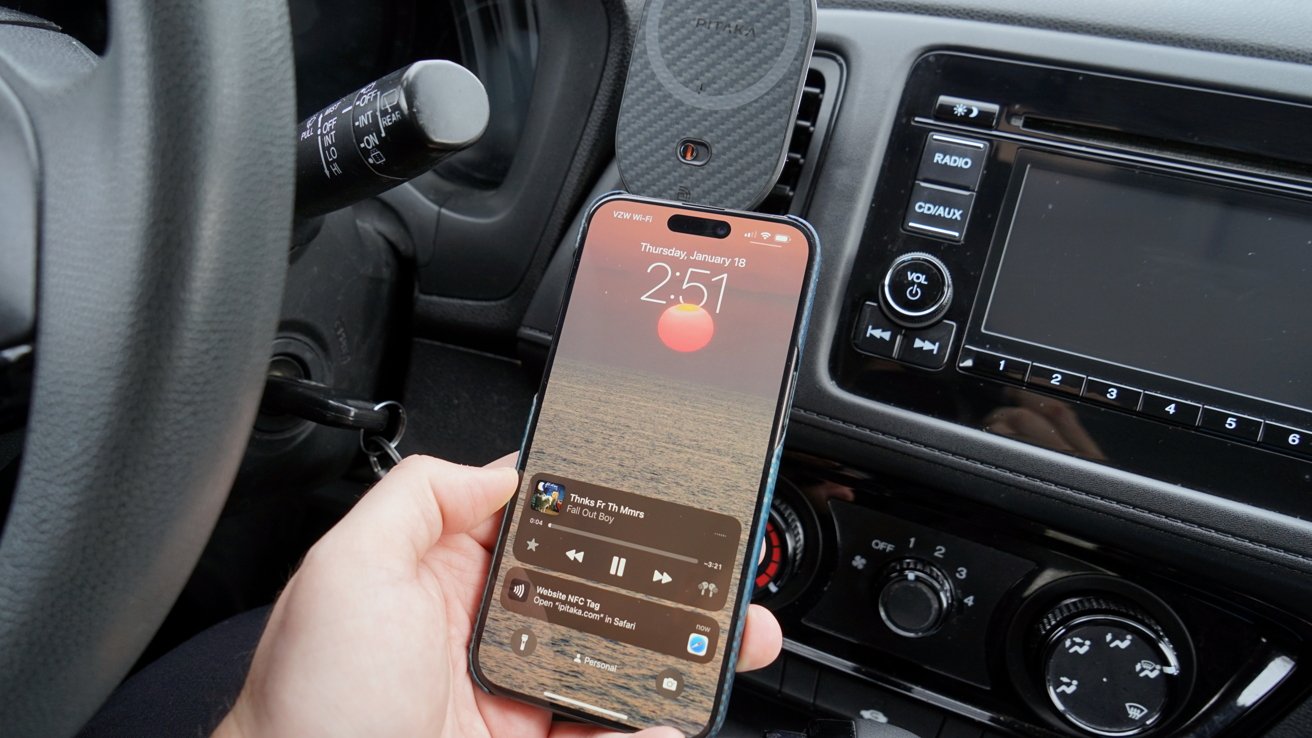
[[472, 196, 815, 735]]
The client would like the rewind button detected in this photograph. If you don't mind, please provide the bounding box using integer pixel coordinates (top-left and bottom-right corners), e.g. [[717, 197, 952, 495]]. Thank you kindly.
[[898, 321, 956, 370], [853, 301, 901, 359]]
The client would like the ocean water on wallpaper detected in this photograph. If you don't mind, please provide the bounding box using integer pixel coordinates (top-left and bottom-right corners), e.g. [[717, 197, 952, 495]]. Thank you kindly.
[[485, 358, 779, 732], [527, 357, 776, 510]]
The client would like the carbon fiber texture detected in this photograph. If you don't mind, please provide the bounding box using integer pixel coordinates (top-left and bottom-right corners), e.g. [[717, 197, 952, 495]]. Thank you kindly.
[[616, 0, 816, 210]]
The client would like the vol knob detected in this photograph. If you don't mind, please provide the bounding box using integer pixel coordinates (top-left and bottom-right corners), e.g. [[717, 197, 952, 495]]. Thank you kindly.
[[877, 558, 954, 638], [1035, 597, 1183, 736]]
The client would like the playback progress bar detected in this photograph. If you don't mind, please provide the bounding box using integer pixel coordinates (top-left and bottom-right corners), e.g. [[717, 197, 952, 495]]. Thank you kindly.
[[547, 522, 698, 564]]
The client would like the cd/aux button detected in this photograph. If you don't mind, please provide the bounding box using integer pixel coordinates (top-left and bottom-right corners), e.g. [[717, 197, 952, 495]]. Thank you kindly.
[[904, 183, 975, 242], [1027, 364, 1084, 396]]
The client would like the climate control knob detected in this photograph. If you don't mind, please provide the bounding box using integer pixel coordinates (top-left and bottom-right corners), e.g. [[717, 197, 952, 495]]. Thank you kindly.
[[1035, 598, 1183, 736], [877, 558, 954, 638]]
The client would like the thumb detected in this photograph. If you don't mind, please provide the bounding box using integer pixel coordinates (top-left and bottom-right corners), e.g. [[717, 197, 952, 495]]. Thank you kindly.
[[329, 455, 519, 564], [549, 724, 683, 738]]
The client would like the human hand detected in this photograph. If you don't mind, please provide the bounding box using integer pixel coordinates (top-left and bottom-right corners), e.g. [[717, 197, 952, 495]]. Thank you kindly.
[[215, 454, 783, 738]]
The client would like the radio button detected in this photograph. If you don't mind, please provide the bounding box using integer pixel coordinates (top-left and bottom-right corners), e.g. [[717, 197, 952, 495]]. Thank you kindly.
[[1259, 423, 1312, 459], [1199, 408, 1263, 443], [853, 301, 901, 359], [1140, 393, 1202, 426], [917, 134, 988, 191], [959, 347, 1029, 383], [1083, 378, 1142, 411], [904, 183, 975, 242], [933, 95, 1000, 129], [1027, 364, 1085, 396], [898, 322, 956, 370], [881, 253, 952, 328]]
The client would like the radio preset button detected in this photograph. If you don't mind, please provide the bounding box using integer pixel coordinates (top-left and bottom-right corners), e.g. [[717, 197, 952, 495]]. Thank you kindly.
[[959, 347, 1029, 383], [933, 95, 1000, 129], [1260, 422, 1312, 458], [917, 134, 988, 191], [1083, 378, 1142, 411], [1140, 393, 1202, 426], [898, 321, 956, 370], [1199, 408, 1263, 443], [904, 182, 975, 242], [881, 253, 952, 328], [1028, 364, 1085, 396], [853, 301, 901, 359]]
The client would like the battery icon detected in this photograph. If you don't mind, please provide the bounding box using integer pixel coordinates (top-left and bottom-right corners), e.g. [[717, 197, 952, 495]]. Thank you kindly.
[[773, 233, 791, 243]]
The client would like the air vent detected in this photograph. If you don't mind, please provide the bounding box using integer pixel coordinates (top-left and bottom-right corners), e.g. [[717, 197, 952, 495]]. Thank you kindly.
[[757, 54, 843, 215]]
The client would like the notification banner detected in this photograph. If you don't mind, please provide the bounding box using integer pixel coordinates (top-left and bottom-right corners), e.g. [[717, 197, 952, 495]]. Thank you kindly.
[[500, 567, 721, 664], [514, 474, 742, 610]]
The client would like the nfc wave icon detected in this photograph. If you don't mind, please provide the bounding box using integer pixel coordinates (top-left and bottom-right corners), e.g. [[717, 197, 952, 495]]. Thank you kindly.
[[509, 578, 531, 602]]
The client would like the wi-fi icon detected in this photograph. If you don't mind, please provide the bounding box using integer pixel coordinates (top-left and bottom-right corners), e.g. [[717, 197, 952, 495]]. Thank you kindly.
[[760, 231, 772, 241]]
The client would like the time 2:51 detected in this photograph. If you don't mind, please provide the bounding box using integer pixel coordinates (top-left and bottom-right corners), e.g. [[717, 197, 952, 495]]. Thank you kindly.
[[640, 263, 739, 314]]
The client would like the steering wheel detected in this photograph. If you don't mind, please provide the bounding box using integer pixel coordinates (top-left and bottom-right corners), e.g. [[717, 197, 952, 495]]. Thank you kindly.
[[0, 2, 293, 735]]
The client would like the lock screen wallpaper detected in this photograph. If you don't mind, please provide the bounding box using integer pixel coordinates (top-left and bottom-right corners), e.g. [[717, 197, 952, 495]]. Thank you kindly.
[[475, 198, 812, 735]]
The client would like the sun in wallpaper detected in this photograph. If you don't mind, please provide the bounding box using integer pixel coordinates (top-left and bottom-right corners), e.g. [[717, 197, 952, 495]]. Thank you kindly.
[[657, 303, 715, 352]]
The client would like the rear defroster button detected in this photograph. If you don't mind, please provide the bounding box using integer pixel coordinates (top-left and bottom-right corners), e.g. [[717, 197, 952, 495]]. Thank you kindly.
[[881, 253, 952, 328]]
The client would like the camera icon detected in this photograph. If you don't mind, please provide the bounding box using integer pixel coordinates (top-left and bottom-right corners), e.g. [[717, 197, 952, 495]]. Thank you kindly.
[[656, 668, 684, 699]]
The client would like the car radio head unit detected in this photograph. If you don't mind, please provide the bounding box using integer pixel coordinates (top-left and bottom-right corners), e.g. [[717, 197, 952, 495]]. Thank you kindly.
[[970, 152, 1312, 425], [835, 52, 1312, 519]]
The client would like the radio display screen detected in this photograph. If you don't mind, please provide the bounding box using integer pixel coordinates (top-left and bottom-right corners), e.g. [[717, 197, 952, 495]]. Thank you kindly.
[[982, 158, 1312, 412]]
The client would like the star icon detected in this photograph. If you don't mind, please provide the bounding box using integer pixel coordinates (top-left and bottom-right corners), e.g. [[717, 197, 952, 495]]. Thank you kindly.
[[526, 538, 539, 552]]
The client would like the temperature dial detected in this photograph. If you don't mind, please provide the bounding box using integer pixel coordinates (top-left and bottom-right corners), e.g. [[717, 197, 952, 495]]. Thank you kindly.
[[1035, 597, 1183, 736], [754, 501, 805, 600], [877, 558, 955, 638]]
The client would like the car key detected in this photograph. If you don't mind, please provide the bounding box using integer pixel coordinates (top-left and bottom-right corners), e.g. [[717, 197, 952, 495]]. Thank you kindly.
[[260, 375, 407, 478]]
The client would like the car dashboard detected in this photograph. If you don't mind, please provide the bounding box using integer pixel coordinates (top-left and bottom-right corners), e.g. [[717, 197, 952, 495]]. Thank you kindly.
[[249, 1, 1312, 736]]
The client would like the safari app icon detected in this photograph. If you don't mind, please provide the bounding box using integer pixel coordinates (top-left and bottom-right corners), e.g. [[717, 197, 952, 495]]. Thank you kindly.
[[686, 633, 709, 657]]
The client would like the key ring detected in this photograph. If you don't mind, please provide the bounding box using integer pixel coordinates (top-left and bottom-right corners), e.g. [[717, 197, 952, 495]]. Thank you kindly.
[[360, 400, 406, 478], [364, 434, 403, 478]]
